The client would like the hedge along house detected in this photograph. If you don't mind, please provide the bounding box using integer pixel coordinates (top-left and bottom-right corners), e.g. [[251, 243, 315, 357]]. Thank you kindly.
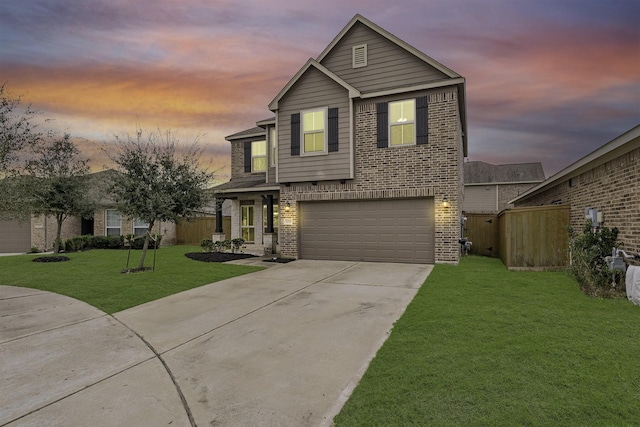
[[212, 14, 467, 264], [510, 125, 640, 253]]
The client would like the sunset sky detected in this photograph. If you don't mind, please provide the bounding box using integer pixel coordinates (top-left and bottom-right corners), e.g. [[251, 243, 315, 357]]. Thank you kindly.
[[1, 0, 638, 182]]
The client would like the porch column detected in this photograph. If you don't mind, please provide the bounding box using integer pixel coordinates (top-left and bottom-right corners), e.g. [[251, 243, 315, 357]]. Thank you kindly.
[[215, 197, 224, 233], [265, 194, 274, 234]]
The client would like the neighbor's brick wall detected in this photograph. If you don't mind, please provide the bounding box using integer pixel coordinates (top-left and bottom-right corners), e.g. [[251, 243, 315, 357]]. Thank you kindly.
[[280, 89, 463, 263], [31, 215, 82, 251], [514, 147, 639, 252], [498, 183, 541, 212], [93, 209, 175, 245]]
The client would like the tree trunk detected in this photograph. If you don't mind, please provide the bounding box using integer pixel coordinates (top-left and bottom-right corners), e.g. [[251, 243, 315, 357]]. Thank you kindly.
[[137, 219, 155, 270], [54, 213, 64, 254]]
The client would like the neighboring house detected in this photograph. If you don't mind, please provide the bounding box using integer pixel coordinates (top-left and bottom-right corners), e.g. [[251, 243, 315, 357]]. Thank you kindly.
[[463, 161, 545, 213], [0, 170, 178, 253], [511, 125, 640, 253], [212, 14, 467, 264]]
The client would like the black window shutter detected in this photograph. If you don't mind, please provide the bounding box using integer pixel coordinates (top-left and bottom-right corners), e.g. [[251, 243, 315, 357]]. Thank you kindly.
[[376, 102, 388, 148], [416, 96, 429, 145], [328, 108, 339, 152], [291, 113, 300, 156], [244, 141, 251, 172]]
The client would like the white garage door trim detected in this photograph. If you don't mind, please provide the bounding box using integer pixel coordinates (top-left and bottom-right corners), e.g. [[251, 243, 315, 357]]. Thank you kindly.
[[299, 198, 434, 264]]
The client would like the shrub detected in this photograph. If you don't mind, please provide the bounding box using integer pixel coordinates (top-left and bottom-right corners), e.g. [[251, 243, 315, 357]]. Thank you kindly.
[[129, 234, 162, 250], [201, 239, 214, 252], [568, 220, 624, 297], [64, 235, 92, 252], [213, 240, 230, 252], [89, 235, 125, 249], [62, 235, 124, 250], [231, 238, 245, 253]]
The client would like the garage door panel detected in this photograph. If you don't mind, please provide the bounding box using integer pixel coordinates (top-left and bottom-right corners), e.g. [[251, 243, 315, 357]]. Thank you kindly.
[[0, 217, 31, 253], [299, 199, 434, 264]]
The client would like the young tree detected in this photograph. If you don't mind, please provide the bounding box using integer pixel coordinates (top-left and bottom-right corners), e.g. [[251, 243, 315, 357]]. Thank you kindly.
[[26, 133, 94, 253], [107, 127, 213, 270], [0, 84, 43, 219]]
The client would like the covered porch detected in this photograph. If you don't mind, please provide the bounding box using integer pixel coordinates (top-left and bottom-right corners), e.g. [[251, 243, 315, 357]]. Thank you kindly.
[[211, 177, 280, 256]]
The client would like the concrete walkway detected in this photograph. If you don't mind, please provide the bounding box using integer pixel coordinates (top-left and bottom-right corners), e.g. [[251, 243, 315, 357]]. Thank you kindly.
[[1, 260, 432, 426]]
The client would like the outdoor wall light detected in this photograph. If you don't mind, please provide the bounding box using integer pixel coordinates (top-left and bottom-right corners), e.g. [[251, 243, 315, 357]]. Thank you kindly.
[[285, 202, 291, 212], [442, 196, 450, 208]]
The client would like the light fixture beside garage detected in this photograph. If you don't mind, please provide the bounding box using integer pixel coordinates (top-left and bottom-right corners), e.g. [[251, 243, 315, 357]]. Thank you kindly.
[[285, 202, 291, 212], [442, 196, 450, 208]]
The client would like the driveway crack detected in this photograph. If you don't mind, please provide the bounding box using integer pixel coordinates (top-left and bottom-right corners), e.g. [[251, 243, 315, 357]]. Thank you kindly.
[[111, 316, 197, 427]]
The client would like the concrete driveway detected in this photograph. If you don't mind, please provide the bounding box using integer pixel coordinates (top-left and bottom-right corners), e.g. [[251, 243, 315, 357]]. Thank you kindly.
[[1, 259, 432, 426]]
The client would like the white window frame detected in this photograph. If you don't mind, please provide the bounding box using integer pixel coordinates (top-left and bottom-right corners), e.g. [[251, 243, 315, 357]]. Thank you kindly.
[[300, 107, 328, 156], [269, 127, 277, 167], [241, 204, 255, 243], [352, 43, 368, 68], [251, 140, 267, 172], [388, 99, 416, 146], [133, 218, 149, 236], [105, 209, 121, 236]]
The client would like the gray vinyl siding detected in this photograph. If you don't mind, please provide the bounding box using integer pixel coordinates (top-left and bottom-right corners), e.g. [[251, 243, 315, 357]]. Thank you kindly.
[[464, 185, 498, 213], [278, 67, 351, 183], [266, 124, 277, 184], [319, 22, 448, 94]]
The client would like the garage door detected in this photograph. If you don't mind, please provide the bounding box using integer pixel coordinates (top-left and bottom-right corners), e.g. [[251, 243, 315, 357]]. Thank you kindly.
[[0, 217, 31, 253], [299, 198, 434, 264]]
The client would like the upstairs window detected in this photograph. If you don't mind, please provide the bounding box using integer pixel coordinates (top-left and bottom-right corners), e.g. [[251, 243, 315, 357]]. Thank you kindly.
[[389, 99, 415, 146], [302, 108, 327, 155], [269, 128, 277, 167], [252, 140, 266, 172]]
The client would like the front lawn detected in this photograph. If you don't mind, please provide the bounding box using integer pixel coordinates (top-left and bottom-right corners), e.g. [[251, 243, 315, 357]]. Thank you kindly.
[[335, 256, 640, 426], [0, 246, 262, 314]]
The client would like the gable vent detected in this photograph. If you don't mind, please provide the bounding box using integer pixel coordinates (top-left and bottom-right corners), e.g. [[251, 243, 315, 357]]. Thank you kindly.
[[352, 44, 367, 68]]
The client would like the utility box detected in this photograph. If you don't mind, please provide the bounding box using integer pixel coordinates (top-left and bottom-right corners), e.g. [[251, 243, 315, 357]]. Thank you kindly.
[[605, 255, 627, 273]]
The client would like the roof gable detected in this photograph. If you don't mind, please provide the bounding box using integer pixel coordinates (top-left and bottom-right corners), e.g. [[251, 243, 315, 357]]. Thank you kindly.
[[317, 14, 460, 79], [269, 59, 360, 111]]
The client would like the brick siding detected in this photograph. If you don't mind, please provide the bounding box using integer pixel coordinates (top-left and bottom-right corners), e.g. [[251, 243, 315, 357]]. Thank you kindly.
[[231, 138, 267, 179], [514, 147, 639, 253], [498, 183, 541, 212], [30, 215, 82, 251], [279, 89, 463, 263]]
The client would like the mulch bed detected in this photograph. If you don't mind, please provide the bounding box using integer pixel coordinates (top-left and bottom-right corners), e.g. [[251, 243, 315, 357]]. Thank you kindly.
[[185, 252, 257, 263], [32, 256, 70, 263], [121, 267, 153, 274], [263, 257, 296, 263]]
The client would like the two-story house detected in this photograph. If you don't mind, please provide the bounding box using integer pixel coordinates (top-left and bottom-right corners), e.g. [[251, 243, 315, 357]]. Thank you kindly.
[[212, 14, 467, 264]]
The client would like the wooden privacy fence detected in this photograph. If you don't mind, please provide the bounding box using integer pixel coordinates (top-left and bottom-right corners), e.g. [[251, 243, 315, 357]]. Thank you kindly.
[[463, 213, 499, 257], [176, 216, 231, 245], [498, 205, 571, 270], [465, 204, 571, 270]]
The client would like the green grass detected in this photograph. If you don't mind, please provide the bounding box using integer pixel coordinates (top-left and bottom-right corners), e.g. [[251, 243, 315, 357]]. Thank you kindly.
[[335, 256, 640, 426], [0, 246, 262, 314]]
